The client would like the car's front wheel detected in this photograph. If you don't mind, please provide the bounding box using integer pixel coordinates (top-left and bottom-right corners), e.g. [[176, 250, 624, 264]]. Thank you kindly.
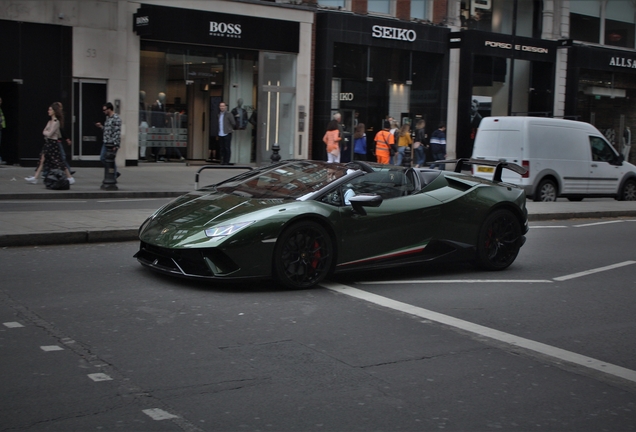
[[475, 209, 523, 271], [273, 221, 334, 289]]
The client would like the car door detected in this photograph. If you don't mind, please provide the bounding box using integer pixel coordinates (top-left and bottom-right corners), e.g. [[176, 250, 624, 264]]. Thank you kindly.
[[332, 170, 442, 268], [588, 136, 622, 195]]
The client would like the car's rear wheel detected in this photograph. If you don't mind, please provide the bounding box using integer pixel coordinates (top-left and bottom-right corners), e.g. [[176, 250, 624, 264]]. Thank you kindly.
[[533, 179, 557, 202], [273, 221, 333, 289], [476, 209, 523, 271], [619, 179, 636, 201]]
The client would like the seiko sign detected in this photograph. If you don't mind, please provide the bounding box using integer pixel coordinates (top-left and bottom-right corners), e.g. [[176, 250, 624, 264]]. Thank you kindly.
[[209, 21, 242, 38], [372, 25, 416, 42], [609, 57, 636, 68], [136, 16, 149, 26]]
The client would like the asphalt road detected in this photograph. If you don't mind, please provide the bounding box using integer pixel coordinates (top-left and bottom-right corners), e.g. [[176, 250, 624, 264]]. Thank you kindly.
[[1, 217, 635, 431]]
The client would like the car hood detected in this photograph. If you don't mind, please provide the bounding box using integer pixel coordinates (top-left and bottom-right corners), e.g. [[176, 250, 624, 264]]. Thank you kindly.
[[139, 190, 291, 247]]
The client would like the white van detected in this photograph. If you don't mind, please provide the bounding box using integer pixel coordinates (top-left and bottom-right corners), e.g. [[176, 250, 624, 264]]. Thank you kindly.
[[471, 116, 636, 201]]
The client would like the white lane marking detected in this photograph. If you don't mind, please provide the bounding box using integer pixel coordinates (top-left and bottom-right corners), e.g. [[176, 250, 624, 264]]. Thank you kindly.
[[553, 260, 636, 281], [3, 322, 24, 328], [573, 220, 624, 228], [88, 373, 113, 382], [96, 198, 167, 203], [142, 408, 179, 421], [529, 226, 568, 229], [322, 282, 636, 385], [40, 345, 64, 351], [359, 279, 552, 285]]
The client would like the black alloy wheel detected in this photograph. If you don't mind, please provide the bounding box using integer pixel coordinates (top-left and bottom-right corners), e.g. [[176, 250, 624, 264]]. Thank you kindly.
[[476, 209, 523, 271], [273, 221, 334, 289]]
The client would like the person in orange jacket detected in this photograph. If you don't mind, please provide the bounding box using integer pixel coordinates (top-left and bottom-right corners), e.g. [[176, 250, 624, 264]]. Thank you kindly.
[[323, 119, 341, 163], [374, 120, 394, 164]]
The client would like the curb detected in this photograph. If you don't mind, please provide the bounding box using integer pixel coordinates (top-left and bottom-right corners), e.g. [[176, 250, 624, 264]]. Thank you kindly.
[[0, 191, 188, 201], [0, 229, 139, 248], [2, 211, 635, 248]]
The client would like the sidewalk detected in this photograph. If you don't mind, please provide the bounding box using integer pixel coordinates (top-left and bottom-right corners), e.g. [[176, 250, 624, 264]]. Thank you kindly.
[[1, 163, 635, 247]]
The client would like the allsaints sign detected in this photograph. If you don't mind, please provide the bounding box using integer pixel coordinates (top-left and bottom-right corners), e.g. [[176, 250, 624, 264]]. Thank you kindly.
[[609, 57, 636, 68]]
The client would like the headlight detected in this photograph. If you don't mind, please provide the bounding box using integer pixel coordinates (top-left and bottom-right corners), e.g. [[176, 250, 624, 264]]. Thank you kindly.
[[205, 221, 255, 238]]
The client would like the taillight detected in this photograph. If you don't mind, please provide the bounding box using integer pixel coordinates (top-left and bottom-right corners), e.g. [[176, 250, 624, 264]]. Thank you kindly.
[[522, 160, 530, 178]]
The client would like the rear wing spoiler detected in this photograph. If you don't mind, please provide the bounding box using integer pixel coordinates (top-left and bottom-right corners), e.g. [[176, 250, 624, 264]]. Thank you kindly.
[[434, 158, 527, 183]]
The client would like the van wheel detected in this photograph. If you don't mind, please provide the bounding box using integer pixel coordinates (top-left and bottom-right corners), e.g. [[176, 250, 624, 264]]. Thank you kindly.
[[533, 179, 557, 202], [619, 179, 636, 201]]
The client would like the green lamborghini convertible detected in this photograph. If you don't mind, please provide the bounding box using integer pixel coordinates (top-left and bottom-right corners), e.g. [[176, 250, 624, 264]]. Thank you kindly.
[[135, 159, 528, 289]]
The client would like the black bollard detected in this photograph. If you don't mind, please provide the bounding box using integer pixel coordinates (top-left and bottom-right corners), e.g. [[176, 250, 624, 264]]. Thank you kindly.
[[101, 144, 118, 190], [402, 145, 413, 167], [270, 142, 281, 164]]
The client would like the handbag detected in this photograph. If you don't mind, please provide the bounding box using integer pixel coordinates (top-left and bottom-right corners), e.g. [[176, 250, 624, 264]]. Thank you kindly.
[[387, 131, 396, 156]]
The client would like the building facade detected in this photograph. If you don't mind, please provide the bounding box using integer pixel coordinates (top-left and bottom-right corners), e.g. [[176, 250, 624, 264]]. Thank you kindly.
[[0, 0, 314, 168], [0, 0, 635, 167]]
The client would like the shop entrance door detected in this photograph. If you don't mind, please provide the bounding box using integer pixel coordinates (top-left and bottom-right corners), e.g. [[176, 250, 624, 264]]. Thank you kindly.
[[73, 79, 107, 160], [257, 52, 297, 165]]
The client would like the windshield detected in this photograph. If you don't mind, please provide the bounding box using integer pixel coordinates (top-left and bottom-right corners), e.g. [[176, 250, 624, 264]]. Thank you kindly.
[[215, 161, 351, 199]]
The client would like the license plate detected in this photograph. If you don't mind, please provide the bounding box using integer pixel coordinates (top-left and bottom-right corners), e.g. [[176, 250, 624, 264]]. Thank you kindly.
[[477, 166, 494, 173]]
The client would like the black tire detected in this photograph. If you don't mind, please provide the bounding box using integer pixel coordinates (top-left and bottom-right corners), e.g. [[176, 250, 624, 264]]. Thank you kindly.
[[619, 179, 636, 201], [533, 179, 557, 202], [273, 221, 334, 289], [475, 209, 523, 271]]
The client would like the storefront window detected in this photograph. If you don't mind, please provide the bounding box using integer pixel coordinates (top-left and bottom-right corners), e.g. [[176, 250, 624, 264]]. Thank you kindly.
[[460, 0, 537, 37], [368, 0, 392, 15], [318, 0, 346, 9], [140, 42, 258, 163], [411, 0, 431, 21], [571, 0, 635, 48]]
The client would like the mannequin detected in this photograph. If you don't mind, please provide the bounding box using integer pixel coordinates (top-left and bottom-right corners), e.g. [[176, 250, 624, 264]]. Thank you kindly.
[[139, 91, 148, 158], [150, 92, 167, 161], [232, 98, 248, 130]]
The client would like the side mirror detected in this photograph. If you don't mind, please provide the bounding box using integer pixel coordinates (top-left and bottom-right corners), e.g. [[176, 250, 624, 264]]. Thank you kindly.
[[349, 194, 383, 216], [612, 154, 625, 166]]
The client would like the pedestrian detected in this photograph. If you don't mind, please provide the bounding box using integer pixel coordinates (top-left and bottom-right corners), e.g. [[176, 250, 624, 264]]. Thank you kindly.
[[373, 120, 394, 165], [429, 122, 447, 170], [323, 119, 341, 163], [96, 102, 122, 179], [413, 119, 428, 168], [37, 102, 73, 179], [396, 123, 412, 166], [353, 123, 367, 161], [218, 101, 236, 165], [333, 111, 349, 162], [25, 102, 75, 185], [0, 97, 6, 165], [389, 120, 399, 165]]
